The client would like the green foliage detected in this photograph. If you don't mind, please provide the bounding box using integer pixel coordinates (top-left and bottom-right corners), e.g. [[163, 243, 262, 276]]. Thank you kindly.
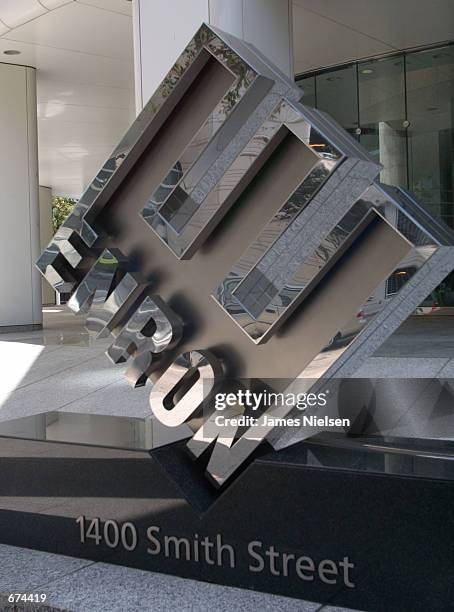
[[52, 196, 76, 233]]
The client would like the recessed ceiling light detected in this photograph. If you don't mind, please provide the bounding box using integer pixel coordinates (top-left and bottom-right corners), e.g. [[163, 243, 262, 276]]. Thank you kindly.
[[3, 49, 21, 55], [361, 68, 374, 74]]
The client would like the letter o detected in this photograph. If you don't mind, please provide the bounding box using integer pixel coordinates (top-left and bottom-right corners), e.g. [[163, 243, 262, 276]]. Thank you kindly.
[[150, 350, 222, 427]]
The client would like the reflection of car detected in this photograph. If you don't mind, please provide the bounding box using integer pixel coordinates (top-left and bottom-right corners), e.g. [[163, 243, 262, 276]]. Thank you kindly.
[[359, 266, 454, 319], [325, 312, 368, 350], [414, 291, 440, 315], [325, 269, 454, 350], [361, 266, 418, 320]]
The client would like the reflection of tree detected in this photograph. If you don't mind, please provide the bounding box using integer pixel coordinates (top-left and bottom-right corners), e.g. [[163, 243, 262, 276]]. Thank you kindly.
[[276, 165, 330, 222], [147, 29, 254, 116], [316, 228, 348, 263], [214, 46, 254, 114], [152, 43, 199, 111]]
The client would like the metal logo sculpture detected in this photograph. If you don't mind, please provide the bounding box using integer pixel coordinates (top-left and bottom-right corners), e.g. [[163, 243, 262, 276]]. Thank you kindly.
[[37, 24, 454, 488]]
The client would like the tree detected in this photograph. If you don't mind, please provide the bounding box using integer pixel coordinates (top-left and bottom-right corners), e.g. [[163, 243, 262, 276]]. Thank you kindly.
[[52, 196, 76, 233]]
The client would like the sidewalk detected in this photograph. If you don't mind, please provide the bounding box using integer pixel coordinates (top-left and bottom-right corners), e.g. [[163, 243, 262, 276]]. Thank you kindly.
[[0, 544, 353, 612]]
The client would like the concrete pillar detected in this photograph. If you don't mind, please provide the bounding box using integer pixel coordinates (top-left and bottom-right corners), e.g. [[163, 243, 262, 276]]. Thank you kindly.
[[378, 122, 407, 188], [0, 63, 41, 331], [39, 186, 55, 306], [132, 0, 294, 113]]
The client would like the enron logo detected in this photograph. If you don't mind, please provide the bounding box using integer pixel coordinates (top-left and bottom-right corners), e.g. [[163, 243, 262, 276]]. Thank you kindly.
[[37, 24, 454, 488]]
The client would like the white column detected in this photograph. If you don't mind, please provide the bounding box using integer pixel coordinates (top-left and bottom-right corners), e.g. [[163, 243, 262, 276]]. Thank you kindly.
[[0, 63, 41, 331], [39, 186, 55, 306], [132, 0, 293, 113], [378, 122, 408, 188]]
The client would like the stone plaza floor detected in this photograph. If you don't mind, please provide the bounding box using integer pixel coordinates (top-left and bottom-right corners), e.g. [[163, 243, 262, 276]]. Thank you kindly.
[[0, 308, 452, 611]]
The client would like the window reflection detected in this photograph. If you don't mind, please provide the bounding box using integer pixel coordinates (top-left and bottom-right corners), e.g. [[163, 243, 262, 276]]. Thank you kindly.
[[315, 65, 359, 136], [297, 75, 315, 107], [358, 56, 408, 188], [406, 46, 454, 227], [295, 43, 454, 298], [296, 43, 454, 230]]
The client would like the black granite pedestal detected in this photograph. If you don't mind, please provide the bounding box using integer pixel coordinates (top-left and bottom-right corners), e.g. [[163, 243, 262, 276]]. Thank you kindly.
[[0, 411, 453, 611]]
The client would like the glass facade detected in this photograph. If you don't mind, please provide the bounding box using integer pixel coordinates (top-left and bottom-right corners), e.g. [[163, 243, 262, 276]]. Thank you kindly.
[[296, 43, 454, 229], [297, 43, 454, 305]]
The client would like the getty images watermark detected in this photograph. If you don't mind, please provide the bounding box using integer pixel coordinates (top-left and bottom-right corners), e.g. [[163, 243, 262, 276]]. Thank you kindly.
[[212, 387, 351, 429]]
